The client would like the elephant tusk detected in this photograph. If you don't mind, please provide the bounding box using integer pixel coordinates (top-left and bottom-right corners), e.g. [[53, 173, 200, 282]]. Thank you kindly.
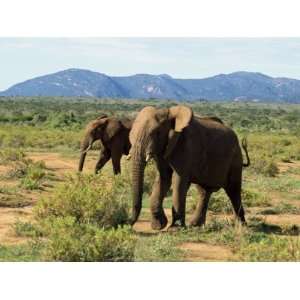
[[126, 154, 131, 160], [81, 144, 92, 154], [145, 154, 151, 162]]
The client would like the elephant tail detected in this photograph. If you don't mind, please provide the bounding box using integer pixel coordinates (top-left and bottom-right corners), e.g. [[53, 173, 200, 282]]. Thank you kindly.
[[241, 137, 250, 167]]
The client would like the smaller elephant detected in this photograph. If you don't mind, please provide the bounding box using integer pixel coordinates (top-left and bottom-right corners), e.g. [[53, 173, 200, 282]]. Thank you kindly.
[[78, 115, 132, 174]]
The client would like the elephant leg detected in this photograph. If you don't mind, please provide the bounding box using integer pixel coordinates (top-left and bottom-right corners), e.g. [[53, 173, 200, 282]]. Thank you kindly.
[[95, 149, 111, 174], [149, 166, 172, 230], [224, 182, 246, 224], [111, 148, 122, 175], [189, 186, 212, 226], [170, 172, 190, 227]]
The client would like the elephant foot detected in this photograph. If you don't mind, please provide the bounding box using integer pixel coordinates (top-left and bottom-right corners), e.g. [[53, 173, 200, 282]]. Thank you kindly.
[[167, 223, 186, 232], [151, 212, 168, 230]]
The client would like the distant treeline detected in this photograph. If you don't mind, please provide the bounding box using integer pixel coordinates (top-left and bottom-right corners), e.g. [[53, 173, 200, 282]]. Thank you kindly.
[[1, 97, 300, 134]]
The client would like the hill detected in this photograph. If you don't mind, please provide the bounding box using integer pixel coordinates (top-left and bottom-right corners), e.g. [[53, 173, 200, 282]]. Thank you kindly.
[[1, 68, 300, 102]]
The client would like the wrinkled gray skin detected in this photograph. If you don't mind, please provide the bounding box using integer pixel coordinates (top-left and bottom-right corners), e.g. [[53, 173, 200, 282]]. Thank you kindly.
[[129, 105, 250, 230], [78, 115, 132, 174]]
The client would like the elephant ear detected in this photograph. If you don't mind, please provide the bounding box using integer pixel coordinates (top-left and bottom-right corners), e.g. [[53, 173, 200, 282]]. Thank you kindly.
[[168, 105, 193, 132], [87, 117, 108, 134], [120, 118, 132, 130], [164, 106, 193, 159]]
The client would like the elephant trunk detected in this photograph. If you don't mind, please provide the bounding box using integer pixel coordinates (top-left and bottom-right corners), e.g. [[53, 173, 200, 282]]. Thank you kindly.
[[78, 136, 93, 172], [130, 145, 146, 225]]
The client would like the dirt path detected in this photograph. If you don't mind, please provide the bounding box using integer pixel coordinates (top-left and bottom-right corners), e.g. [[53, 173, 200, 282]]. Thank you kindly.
[[277, 160, 300, 174], [179, 242, 235, 262], [0, 207, 33, 245], [0, 152, 83, 246]]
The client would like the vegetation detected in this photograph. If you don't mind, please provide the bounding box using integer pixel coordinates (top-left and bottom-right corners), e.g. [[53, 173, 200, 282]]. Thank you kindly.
[[0, 97, 300, 261]]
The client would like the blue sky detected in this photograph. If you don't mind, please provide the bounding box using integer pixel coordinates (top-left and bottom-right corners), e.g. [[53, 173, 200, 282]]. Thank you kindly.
[[1, 38, 300, 91]]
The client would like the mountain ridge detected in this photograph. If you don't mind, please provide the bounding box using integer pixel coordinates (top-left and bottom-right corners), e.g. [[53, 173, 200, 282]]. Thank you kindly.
[[1, 68, 300, 102]]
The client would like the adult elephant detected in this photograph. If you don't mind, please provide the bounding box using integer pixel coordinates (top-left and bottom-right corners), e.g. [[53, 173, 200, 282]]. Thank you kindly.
[[129, 106, 250, 230], [78, 115, 132, 174]]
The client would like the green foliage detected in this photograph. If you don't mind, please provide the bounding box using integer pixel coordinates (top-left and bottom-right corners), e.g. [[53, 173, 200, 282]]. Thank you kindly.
[[0, 148, 47, 191], [20, 161, 46, 190], [239, 235, 300, 261], [42, 217, 136, 262], [35, 174, 130, 228], [13, 221, 43, 238], [241, 188, 271, 207], [0, 148, 26, 164], [250, 156, 279, 177], [144, 160, 157, 194], [134, 233, 182, 262], [208, 190, 232, 213], [0, 241, 43, 262], [31, 173, 136, 261]]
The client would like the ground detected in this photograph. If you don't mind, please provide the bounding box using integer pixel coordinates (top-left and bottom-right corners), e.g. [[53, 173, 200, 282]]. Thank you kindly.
[[0, 151, 300, 261]]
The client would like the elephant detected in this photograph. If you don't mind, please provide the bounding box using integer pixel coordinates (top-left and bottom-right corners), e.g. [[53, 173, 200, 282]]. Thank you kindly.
[[128, 105, 250, 230], [78, 115, 132, 174]]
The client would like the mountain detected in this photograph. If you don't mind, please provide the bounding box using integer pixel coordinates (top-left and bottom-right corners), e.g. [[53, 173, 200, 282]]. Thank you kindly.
[[112, 74, 189, 100], [1, 68, 300, 102], [0, 69, 126, 98]]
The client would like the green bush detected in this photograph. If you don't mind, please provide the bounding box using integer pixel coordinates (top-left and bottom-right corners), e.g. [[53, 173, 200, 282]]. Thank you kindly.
[[0, 148, 26, 164], [134, 233, 182, 262], [35, 174, 130, 228], [0, 241, 44, 262], [208, 190, 232, 213], [13, 221, 43, 237], [42, 217, 136, 262], [144, 160, 157, 195], [251, 156, 279, 177], [20, 161, 46, 190], [31, 173, 135, 261], [241, 188, 270, 207], [239, 235, 300, 261]]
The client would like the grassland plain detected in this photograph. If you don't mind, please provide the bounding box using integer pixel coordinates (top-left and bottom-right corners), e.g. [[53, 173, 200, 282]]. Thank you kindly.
[[0, 97, 300, 261]]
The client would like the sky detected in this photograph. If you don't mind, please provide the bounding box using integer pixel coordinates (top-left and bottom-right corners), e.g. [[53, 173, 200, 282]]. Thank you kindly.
[[1, 38, 300, 91]]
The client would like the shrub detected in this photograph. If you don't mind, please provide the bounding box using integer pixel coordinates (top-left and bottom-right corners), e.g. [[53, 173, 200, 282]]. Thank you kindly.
[[34, 174, 130, 228], [0, 241, 44, 262], [20, 161, 46, 190], [13, 221, 43, 238], [42, 217, 136, 262], [0, 148, 26, 164], [251, 156, 279, 177], [208, 190, 232, 213], [241, 188, 270, 207], [31, 173, 136, 261], [239, 235, 300, 262], [134, 233, 182, 262], [143, 160, 157, 195]]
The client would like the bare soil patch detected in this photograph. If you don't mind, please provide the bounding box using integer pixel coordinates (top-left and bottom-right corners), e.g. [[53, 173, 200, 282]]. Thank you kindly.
[[257, 214, 300, 226], [179, 242, 235, 262], [278, 160, 300, 171], [0, 207, 33, 245]]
